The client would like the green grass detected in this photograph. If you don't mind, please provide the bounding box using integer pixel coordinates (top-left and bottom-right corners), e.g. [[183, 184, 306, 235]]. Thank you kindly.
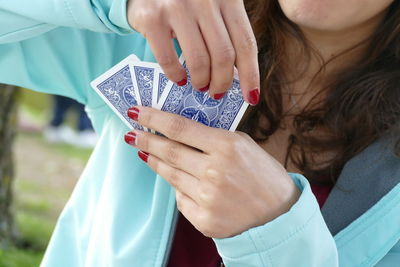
[[0, 211, 51, 267], [0, 249, 43, 267], [16, 213, 54, 251], [17, 197, 50, 215]]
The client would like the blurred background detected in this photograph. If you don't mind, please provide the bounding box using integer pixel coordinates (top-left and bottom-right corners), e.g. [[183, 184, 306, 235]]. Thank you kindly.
[[0, 85, 96, 267]]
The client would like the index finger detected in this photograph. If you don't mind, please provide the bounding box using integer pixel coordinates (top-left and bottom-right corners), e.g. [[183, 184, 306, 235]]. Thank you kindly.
[[221, 1, 260, 105], [127, 106, 223, 152], [146, 27, 188, 85]]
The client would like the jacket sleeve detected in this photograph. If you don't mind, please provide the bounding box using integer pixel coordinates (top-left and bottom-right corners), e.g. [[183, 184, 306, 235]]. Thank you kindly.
[[0, 0, 134, 43], [213, 173, 339, 267], [0, 27, 148, 105]]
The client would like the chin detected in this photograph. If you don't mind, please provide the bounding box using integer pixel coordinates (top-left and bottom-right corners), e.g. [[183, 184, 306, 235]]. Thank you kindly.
[[278, 0, 353, 31], [278, 0, 394, 33]]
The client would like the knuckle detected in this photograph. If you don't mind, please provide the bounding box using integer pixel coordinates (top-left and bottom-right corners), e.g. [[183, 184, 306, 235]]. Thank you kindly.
[[157, 53, 176, 69], [165, 0, 184, 13], [132, 11, 159, 32], [198, 190, 210, 204], [220, 134, 236, 149], [188, 52, 210, 72], [146, 12, 163, 25], [166, 116, 187, 140], [201, 0, 213, 7], [215, 45, 235, 66], [197, 0, 214, 10], [168, 169, 180, 189], [165, 142, 181, 166], [231, 134, 245, 153], [198, 186, 214, 204], [129, 12, 144, 31], [223, 133, 243, 154], [239, 34, 258, 54], [236, 131, 252, 141], [204, 166, 224, 186]]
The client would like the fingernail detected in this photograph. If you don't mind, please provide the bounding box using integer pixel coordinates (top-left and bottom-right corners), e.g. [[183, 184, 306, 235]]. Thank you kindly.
[[199, 85, 209, 92], [124, 132, 137, 146], [248, 89, 260, 105], [138, 151, 149, 163], [177, 78, 187, 86], [127, 107, 140, 121], [213, 92, 225, 100]]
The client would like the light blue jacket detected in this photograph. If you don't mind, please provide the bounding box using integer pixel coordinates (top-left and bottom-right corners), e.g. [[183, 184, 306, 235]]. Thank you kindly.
[[1, 1, 399, 266]]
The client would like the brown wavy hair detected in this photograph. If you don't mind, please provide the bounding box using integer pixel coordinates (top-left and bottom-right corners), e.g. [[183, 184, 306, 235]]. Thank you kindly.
[[239, 0, 400, 185]]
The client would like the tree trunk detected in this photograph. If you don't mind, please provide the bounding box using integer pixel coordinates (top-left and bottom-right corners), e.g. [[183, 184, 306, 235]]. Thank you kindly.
[[0, 84, 17, 248]]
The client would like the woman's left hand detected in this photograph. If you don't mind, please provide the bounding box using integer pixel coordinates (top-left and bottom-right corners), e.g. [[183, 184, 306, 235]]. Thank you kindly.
[[125, 106, 301, 238]]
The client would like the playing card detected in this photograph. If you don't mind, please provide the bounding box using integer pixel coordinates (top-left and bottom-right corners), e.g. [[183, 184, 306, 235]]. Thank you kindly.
[[155, 72, 169, 105], [90, 54, 145, 130], [157, 61, 248, 131], [130, 61, 161, 109]]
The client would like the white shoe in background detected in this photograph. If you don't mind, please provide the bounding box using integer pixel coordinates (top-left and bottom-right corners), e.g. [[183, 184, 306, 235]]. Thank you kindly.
[[43, 125, 77, 145], [73, 130, 97, 149]]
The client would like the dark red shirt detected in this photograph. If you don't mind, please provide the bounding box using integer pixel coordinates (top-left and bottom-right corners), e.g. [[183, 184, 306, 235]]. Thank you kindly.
[[167, 213, 221, 267], [167, 182, 333, 266], [310, 183, 333, 208]]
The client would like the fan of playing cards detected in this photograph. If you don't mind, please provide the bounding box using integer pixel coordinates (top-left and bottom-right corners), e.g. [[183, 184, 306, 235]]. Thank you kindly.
[[90, 54, 249, 132]]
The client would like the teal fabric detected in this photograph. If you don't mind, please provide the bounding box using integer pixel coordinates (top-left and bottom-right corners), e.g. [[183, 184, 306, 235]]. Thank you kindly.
[[335, 182, 400, 266], [0, 0, 133, 39], [0, 2, 399, 266]]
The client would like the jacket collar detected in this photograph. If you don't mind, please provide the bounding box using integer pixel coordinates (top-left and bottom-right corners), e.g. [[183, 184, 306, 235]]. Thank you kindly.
[[321, 134, 400, 235]]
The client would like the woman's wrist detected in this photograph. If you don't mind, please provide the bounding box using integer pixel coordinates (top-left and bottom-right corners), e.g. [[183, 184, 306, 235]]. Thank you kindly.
[[255, 172, 302, 228]]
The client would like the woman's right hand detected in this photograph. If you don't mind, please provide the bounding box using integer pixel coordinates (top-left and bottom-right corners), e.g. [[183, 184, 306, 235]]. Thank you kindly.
[[127, 0, 260, 105]]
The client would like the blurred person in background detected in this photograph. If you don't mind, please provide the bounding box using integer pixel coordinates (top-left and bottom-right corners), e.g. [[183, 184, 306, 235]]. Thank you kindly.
[[44, 95, 97, 148]]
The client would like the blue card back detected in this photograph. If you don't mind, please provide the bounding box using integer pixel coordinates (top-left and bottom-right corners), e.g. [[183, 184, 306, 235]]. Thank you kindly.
[[132, 65, 155, 107], [92, 64, 143, 130], [157, 72, 169, 103], [159, 63, 248, 131]]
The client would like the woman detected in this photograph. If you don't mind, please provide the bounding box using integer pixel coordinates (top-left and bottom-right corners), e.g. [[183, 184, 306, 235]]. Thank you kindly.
[[0, 0, 399, 266]]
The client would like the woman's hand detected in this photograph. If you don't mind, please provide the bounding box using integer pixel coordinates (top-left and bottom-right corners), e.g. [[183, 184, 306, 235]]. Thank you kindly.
[[125, 107, 300, 238], [127, 0, 260, 105]]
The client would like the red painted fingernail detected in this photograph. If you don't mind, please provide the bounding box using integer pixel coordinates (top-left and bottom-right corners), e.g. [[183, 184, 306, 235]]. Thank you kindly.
[[177, 78, 187, 86], [128, 107, 140, 121], [138, 151, 149, 163], [124, 132, 137, 145], [199, 85, 209, 92], [213, 92, 225, 100], [248, 89, 260, 105]]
